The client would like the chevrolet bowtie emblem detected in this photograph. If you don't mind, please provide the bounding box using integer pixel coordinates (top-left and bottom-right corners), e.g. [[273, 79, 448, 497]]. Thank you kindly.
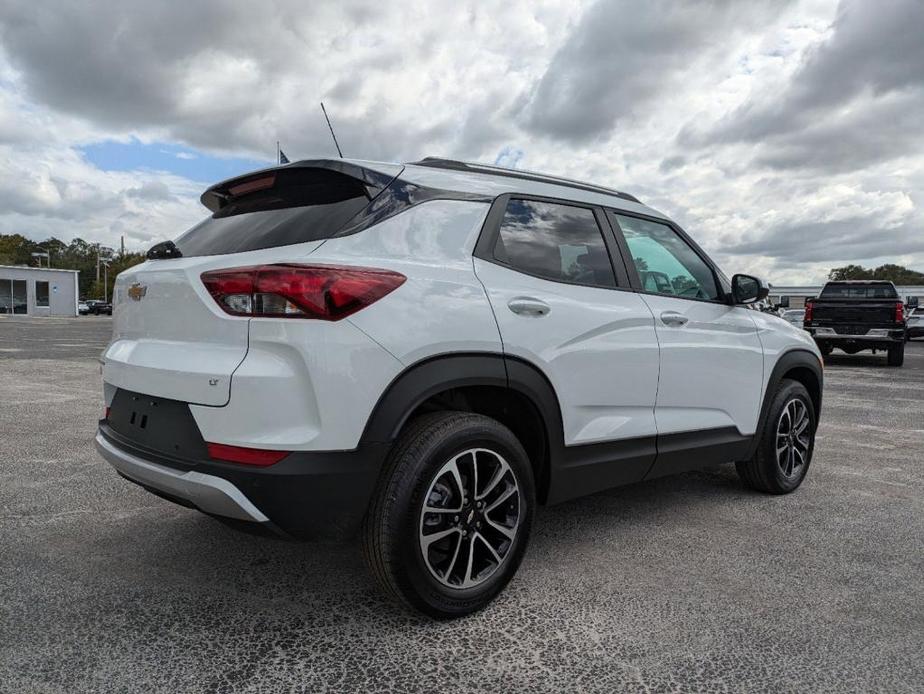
[[127, 283, 147, 301]]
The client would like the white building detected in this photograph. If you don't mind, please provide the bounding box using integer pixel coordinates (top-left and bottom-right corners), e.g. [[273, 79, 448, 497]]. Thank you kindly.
[[769, 284, 924, 309], [0, 265, 79, 316]]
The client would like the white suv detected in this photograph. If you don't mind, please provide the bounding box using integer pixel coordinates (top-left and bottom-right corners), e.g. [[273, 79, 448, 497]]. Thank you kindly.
[[96, 157, 823, 618]]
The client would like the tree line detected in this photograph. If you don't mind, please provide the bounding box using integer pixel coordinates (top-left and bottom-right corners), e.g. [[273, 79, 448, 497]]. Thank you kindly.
[[828, 264, 924, 284], [0, 234, 145, 301]]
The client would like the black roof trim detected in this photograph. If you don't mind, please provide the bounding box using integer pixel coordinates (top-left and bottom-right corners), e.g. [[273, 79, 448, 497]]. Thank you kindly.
[[410, 157, 642, 205]]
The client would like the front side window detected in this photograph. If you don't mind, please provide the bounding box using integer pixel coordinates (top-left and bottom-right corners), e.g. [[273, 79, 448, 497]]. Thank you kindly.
[[612, 214, 719, 301], [493, 199, 616, 287], [35, 281, 49, 307]]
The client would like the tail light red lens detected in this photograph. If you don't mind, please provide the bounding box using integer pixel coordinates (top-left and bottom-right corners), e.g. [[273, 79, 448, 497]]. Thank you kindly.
[[206, 442, 290, 467], [201, 264, 406, 320], [895, 302, 905, 323], [803, 302, 813, 323]]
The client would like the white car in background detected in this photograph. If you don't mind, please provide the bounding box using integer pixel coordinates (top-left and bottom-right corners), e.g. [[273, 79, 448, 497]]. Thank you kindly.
[[781, 308, 806, 327], [907, 307, 923, 340], [94, 157, 824, 618]]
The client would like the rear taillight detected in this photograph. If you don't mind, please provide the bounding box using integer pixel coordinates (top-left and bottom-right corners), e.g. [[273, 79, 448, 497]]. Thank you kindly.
[[803, 302, 813, 323], [201, 264, 406, 321], [206, 442, 290, 467], [895, 302, 904, 323]]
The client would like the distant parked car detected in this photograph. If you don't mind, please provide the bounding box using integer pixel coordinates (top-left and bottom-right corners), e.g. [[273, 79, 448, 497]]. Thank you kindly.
[[781, 309, 805, 327], [907, 308, 923, 340], [85, 300, 112, 316], [78, 301, 90, 315]]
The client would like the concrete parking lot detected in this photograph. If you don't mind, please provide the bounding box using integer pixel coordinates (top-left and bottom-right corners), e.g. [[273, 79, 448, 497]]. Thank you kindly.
[[2, 315, 922, 693]]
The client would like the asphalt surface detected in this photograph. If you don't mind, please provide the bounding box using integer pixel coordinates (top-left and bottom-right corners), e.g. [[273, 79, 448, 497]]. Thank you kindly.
[[1, 315, 922, 693]]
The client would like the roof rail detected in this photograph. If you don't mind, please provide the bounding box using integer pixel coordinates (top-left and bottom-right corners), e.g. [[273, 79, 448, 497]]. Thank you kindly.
[[410, 157, 642, 204]]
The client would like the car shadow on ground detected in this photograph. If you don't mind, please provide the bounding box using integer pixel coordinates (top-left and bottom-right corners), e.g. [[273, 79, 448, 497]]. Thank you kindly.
[[823, 352, 895, 368], [90, 465, 749, 624]]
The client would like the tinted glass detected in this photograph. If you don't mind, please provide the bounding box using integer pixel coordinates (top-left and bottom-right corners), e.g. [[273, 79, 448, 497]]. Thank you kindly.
[[175, 168, 373, 257], [820, 284, 898, 299], [493, 199, 616, 287], [613, 214, 719, 301], [35, 280, 49, 307], [11, 280, 26, 314]]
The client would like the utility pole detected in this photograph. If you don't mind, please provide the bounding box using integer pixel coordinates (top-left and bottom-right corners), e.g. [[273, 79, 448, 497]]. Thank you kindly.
[[120, 235, 125, 258], [101, 260, 110, 303], [96, 243, 100, 283]]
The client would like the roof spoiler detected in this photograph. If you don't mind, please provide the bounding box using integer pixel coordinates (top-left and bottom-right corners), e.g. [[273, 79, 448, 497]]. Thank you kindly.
[[199, 159, 404, 213]]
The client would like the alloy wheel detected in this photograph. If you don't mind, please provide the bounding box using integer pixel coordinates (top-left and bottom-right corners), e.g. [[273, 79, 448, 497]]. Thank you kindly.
[[776, 398, 811, 478], [418, 448, 522, 589]]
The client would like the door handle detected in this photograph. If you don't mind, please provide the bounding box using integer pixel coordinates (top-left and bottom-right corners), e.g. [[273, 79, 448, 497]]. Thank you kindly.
[[508, 297, 550, 316], [660, 310, 689, 327]]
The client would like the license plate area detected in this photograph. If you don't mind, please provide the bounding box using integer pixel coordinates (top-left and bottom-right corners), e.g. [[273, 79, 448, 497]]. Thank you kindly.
[[108, 388, 209, 462]]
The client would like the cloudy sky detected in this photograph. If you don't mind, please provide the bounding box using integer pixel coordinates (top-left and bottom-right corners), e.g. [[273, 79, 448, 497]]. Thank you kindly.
[[1, 0, 922, 283]]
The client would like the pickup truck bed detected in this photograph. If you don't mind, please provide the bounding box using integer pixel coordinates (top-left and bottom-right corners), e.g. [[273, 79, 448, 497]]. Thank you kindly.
[[804, 281, 906, 366]]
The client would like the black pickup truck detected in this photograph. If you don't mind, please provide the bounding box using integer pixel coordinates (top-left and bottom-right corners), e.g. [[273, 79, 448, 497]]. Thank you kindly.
[[804, 281, 906, 366]]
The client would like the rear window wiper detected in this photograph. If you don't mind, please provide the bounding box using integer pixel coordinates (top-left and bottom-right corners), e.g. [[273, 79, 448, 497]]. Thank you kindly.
[[146, 240, 183, 260]]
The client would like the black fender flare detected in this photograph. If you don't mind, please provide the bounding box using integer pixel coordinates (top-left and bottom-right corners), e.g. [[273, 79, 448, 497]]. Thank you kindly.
[[746, 348, 823, 458], [359, 352, 566, 500], [360, 353, 568, 444]]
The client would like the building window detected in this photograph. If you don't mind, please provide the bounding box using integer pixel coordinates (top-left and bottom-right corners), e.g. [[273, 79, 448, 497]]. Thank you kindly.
[[35, 280, 50, 307], [0, 279, 27, 314]]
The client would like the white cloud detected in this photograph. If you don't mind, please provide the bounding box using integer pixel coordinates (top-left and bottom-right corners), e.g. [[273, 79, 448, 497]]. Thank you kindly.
[[0, 0, 921, 283]]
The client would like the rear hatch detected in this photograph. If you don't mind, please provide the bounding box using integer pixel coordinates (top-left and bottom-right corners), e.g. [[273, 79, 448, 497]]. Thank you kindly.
[[102, 160, 402, 407], [105, 258, 254, 406], [811, 301, 897, 333]]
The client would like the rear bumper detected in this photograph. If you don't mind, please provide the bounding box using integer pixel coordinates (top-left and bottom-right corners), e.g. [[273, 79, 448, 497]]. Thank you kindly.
[[96, 423, 390, 540], [808, 327, 904, 348], [96, 431, 269, 523]]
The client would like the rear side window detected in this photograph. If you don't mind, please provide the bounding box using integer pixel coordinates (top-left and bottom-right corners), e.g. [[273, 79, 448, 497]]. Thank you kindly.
[[820, 284, 898, 299], [175, 168, 374, 257], [493, 199, 616, 287], [612, 213, 720, 301]]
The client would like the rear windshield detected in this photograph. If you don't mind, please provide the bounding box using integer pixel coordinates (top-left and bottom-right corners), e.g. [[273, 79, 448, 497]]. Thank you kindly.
[[820, 283, 898, 299], [174, 168, 374, 257]]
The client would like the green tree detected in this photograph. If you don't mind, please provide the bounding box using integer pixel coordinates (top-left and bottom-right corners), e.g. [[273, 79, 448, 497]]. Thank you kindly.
[[828, 264, 872, 281], [0, 233, 146, 300], [828, 264, 924, 284]]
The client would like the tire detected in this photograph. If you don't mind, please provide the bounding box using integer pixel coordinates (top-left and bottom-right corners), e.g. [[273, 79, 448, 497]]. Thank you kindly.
[[819, 343, 833, 357], [887, 343, 904, 366], [736, 379, 816, 494], [362, 411, 535, 619]]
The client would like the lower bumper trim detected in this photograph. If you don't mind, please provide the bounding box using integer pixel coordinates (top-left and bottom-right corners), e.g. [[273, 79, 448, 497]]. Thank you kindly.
[[811, 333, 901, 342], [95, 432, 269, 523]]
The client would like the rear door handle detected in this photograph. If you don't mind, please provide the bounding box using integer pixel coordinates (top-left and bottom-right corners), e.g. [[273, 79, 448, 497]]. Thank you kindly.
[[508, 297, 551, 317], [660, 310, 689, 327]]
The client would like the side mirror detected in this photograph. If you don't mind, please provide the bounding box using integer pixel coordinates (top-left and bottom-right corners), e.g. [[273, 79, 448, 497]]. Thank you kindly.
[[731, 274, 769, 305]]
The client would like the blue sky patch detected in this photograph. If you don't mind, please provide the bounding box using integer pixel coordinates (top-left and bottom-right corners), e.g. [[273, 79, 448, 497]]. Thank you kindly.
[[80, 138, 271, 183]]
